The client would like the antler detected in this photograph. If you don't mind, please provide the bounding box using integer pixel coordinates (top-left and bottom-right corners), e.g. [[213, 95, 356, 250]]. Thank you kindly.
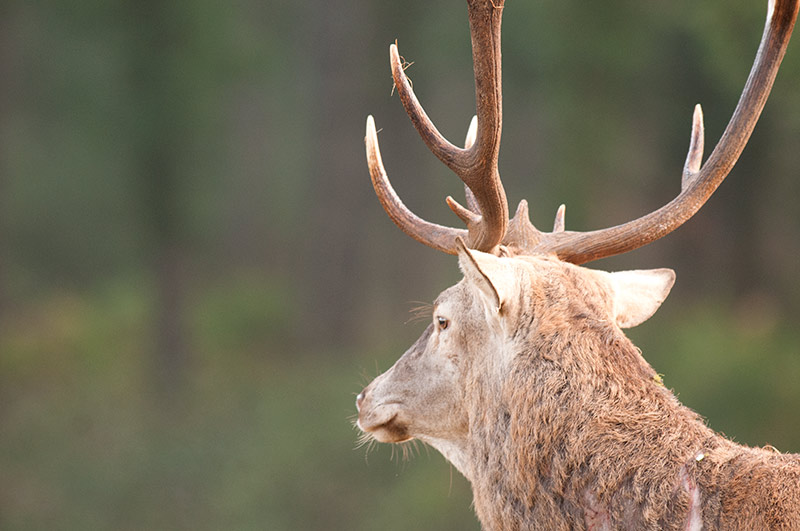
[[367, 0, 507, 253], [366, 0, 799, 264]]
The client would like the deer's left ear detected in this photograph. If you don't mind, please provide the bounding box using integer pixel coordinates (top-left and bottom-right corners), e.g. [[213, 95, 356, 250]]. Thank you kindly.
[[456, 239, 515, 313], [604, 269, 676, 328]]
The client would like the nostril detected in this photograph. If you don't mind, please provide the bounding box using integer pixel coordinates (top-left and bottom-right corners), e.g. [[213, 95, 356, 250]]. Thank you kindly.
[[356, 391, 365, 411]]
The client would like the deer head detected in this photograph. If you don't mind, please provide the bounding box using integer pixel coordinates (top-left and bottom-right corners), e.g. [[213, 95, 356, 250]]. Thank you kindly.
[[356, 239, 676, 473], [357, 0, 799, 528]]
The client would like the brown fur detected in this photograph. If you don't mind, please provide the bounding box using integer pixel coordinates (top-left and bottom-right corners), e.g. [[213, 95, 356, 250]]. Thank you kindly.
[[357, 253, 800, 530]]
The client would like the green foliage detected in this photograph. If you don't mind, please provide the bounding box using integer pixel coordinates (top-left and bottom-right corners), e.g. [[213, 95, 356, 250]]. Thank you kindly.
[[2, 282, 798, 528], [636, 301, 800, 451], [1, 0, 800, 528], [191, 271, 296, 355], [0, 284, 478, 529]]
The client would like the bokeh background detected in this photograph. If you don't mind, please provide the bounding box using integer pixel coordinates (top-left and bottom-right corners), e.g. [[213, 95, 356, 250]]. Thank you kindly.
[[2, 1, 800, 529]]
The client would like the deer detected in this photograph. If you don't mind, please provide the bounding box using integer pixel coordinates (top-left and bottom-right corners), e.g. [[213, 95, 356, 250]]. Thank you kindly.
[[356, 0, 800, 529]]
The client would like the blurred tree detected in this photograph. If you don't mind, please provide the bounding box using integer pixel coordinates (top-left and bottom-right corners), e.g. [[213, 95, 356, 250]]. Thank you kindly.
[[299, 0, 376, 347], [0, 3, 16, 324], [126, 2, 191, 399]]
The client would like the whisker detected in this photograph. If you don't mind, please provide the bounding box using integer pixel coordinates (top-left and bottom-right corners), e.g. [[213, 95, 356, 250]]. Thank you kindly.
[[406, 301, 433, 325]]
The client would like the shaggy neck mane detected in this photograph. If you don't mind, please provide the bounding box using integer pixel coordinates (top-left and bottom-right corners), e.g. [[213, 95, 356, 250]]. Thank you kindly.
[[467, 316, 714, 529]]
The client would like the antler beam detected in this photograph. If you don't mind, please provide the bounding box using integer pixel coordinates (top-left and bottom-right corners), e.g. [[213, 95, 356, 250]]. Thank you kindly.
[[367, 0, 508, 253], [366, 0, 798, 264], [530, 0, 799, 264]]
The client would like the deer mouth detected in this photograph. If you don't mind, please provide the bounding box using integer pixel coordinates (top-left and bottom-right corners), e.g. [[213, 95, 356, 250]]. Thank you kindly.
[[358, 404, 412, 443]]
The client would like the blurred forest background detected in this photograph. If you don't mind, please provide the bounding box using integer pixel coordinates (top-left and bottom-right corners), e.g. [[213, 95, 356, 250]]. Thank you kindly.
[[1, 0, 800, 529]]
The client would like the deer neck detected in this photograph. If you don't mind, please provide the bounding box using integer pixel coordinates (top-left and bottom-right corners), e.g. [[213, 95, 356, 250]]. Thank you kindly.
[[465, 322, 715, 529]]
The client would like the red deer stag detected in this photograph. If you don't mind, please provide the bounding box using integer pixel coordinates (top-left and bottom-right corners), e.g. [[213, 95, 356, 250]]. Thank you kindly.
[[356, 0, 800, 528]]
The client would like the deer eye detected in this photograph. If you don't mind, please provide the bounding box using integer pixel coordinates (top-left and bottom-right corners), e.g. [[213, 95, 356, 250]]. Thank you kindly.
[[436, 316, 449, 330]]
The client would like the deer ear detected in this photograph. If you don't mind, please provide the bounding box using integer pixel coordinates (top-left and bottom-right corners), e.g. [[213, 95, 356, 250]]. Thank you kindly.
[[456, 238, 514, 313], [605, 269, 676, 328]]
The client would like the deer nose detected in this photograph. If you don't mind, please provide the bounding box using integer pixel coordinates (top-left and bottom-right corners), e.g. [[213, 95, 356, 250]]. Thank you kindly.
[[356, 390, 366, 411]]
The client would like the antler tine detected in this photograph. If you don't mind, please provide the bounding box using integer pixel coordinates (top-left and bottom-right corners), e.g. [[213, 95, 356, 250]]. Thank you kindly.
[[553, 204, 566, 233], [379, 0, 509, 252], [388, 44, 464, 169], [528, 0, 798, 264], [449, 116, 482, 224], [462, 116, 481, 214], [682, 104, 705, 189], [366, 116, 467, 254]]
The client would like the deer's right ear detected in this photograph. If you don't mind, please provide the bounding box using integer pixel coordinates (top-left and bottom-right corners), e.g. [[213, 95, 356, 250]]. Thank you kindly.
[[605, 268, 676, 328], [456, 238, 514, 313]]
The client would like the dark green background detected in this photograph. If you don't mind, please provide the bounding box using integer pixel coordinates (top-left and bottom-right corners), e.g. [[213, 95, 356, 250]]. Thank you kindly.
[[1, 1, 799, 529]]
